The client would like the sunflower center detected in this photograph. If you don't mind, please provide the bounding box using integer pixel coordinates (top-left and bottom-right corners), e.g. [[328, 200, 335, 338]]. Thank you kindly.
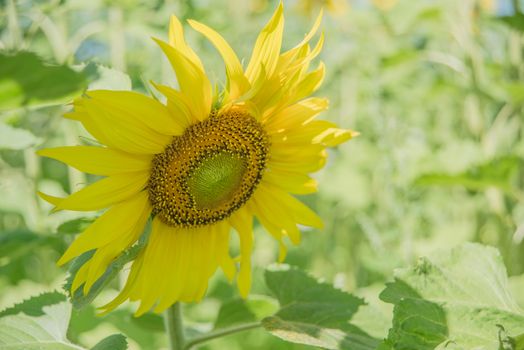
[[148, 109, 269, 227]]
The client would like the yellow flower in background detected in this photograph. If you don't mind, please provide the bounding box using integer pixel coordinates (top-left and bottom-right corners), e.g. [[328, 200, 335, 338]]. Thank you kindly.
[[38, 2, 355, 316], [371, 0, 398, 11], [297, 0, 349, 17], [479, 0, 495, 12]]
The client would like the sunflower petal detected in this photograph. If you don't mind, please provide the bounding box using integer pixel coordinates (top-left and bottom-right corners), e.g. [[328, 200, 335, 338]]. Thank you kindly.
[[81, 97, 171, 154], [264, 97, 328, 131], [168, 14, 204, 71], [188, 20, 250, 101], [57, 191, 151, 266], [154, 38, 212, 121], [49, 172, 149, 212], [151, 82, 193, 127], [230, 209, 254, 298], [85, 90, 184, 136], [37, 146, 152, 176], [263, 170, 318, 194], [245, 1, 285, 82], [215, 221, 236, 281]]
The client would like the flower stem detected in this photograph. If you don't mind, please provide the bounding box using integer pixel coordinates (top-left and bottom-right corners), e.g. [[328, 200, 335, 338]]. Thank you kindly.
[[164, 303, 185, 350], [183, 322, 261, 350]]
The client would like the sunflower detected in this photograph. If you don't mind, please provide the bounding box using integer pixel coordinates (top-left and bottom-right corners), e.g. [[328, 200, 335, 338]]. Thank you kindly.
[[38, 2, 356, 316]]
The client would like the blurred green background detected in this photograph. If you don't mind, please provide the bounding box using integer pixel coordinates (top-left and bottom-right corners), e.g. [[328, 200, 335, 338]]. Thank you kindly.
[[1, 0, 524, 349]]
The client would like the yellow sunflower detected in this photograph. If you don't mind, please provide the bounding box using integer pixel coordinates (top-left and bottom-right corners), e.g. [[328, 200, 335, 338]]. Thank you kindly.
[[38, 2, 355, 316]]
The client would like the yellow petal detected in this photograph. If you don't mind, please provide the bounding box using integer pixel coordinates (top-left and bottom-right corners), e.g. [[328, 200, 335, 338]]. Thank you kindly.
[[168, 14, 205, 72], [289, 61, 325, 103], [269, 148, 328, 173], [279, 9, 323, 66], [230, 209, 254, 298], [98, 253, 145, 314], [57, 191, 151, 266], [215, 221, 236, 282], [314, 127, 359, 147], [151, 82, 193, 127], [83, 205, 149, 293], [71, 262, 90, 293], [188, 19, 250, 101], [81, 97, 171, 154], [86, 90, 184, 136], [37, 191, 62, 207], [252, 185, 300, 244], [107, 220, 224, 316], [52, 172, 149, 212], [37, 146, 152, 176], [154, 38, 212, 121], [245, 2, 285, 82], [263, 97, 328, 131], [263, 170, 318, 195]]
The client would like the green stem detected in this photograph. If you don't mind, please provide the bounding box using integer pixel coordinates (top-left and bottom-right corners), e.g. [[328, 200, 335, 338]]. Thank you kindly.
[[164, 303, 185, 350], [183, 322, 261, 350], [512, 0, 521, 14]]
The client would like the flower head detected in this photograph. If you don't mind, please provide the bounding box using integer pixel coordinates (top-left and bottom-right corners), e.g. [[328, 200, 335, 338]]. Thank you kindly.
[[38, 2, 356, 315]]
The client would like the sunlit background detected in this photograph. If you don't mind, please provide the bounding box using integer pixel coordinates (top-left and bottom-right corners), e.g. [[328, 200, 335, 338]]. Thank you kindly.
[[1, 0, 524, 349]]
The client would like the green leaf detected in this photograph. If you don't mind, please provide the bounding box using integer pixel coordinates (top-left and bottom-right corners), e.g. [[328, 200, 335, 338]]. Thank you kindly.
[[130, 313, 165, 332], [57, 218, 95, 235], [415, 156, 522, 195], [0, 295, 84, 349], [0, 230, 62, 266], [515, 333, 524, 350], [0, 123, 40, 150], [262, 265, 380, 350], [499, 13, 524, 33], [380, 243, 524, 350], [0, 291, 66, 317], [214, 295, 278, 329], [503, 83, 524, 105], [91, 334, 127, 350], [0, 51, 87, 111]]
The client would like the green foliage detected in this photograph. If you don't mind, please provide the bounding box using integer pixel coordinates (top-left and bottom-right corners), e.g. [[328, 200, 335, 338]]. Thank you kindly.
[[0, 294, 85, 350], [0, 293, 128, 350], [380, 243, 524, 350], [415, 156, 522, 196], [0, 52, 87, 110], [499, 13, 524, 33], [1, 0, 524, 349], [91, 334, 128, 350], [214, 296, 278, 329], [57, 218, 95, 235], [0, 123, 40, 150], [262, 265, 379, 350], [0, 291, 66, 317]]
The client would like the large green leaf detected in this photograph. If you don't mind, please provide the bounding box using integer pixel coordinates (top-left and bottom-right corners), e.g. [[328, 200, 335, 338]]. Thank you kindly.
[[213, 295, 278, 330], [0, 51, 87, 111], [0, 291, 66, 317], [0, 294, 83, 350], [380, 243, 524, 350], [91, 334, 127, 350], [262, 265, 380, 350]]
